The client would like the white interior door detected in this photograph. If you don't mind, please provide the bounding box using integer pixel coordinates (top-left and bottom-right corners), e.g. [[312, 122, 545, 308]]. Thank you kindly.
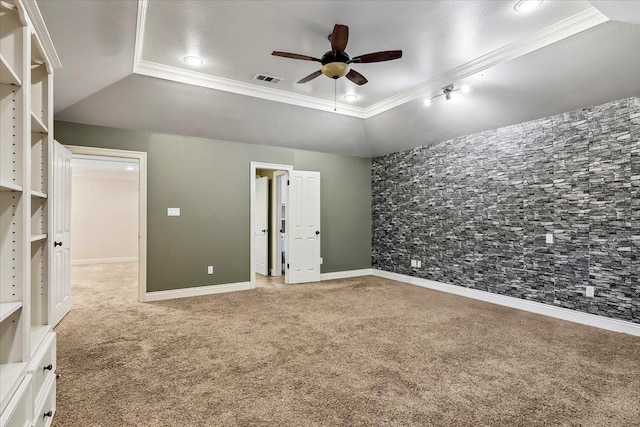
[[255, 176, 268, 276], [50, 141, 72, 326], [287, 170, 320, 284]]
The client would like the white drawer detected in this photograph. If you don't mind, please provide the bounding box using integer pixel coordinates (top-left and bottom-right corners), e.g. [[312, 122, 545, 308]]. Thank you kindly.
[[0, 374, 32, 427], [27, 333, 56, 404], [31, 377, 55, 427]]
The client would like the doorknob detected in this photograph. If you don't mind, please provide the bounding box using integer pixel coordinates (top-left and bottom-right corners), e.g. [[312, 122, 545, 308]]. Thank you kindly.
[[315, 230, 320, 235], [54, 241, 62, 247]]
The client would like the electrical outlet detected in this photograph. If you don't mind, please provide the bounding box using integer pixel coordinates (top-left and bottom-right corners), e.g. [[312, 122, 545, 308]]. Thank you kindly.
[[411, 260, 416, 267], [546, 233, 553, 244], [585, 286, 594, 297], [417, 260, 422, 268], [207, 266, 213, 275]]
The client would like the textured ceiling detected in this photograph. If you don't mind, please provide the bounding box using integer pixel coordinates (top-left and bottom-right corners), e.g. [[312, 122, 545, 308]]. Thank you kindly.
[[39, 0, 640, 157]]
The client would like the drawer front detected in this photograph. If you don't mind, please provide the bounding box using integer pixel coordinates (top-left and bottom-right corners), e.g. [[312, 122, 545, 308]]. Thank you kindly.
[[0, 374, 32, 427], [28, 334, 56, 402], [32, 377, 55, 427]]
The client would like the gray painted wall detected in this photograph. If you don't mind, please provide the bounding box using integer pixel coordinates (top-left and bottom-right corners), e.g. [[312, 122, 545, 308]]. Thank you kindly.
[[372, 97, 639, 323], [55, 121, 372, 292]]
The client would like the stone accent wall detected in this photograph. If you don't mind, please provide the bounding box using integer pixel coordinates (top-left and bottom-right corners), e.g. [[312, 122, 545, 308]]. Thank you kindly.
[[372, 97, 639, 323]]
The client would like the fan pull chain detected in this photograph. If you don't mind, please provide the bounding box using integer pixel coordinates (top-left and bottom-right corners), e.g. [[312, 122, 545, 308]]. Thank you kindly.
[[334, 79, 337, 112]]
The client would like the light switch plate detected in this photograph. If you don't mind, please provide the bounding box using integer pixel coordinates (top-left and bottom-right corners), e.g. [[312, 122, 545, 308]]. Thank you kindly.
[[167, 208, 180, 217], [207, 266, 213, 275], [411, 260, 416, 267], [417, 260, 422, 268], [585, 286, 595, 297], [320, 257, 323, 265], [546, 233, 553, 244]]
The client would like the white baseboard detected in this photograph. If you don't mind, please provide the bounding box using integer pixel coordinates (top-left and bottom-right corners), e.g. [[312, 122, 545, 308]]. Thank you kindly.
[[144, 281, 251, 302], [371, 269, 640, 337], [320, 269, 376, 281], [71, 257, 138, 265]]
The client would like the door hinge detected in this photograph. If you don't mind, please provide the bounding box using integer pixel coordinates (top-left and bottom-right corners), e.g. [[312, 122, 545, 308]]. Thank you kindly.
[[287, 263, 289, 269], [287, 180, 290, 185]]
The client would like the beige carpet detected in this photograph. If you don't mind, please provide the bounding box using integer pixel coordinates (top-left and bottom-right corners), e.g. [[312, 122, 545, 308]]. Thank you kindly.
[[53, 263, 640, 427]]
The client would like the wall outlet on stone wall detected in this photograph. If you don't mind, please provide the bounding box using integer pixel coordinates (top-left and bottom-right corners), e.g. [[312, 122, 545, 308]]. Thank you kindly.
[[546, 233, 553, 244], [411, 260, 421, 268], [585, 286, 595, 297], [411, 260, 416, 267]]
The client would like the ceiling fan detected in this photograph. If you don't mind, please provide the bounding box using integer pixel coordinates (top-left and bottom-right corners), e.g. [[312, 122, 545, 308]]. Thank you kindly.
[[272, 24, 403, 85]]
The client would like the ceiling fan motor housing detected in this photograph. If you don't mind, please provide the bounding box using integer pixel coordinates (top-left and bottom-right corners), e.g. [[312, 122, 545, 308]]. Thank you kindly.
[[321, 51, 351, 79]]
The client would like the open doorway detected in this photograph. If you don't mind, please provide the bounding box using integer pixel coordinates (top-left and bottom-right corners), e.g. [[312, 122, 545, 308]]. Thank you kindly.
[[254, 167, 289, 289], [66, 146, 147, 302], [250, 162, 322, 288], [250, 162, 293, 289]]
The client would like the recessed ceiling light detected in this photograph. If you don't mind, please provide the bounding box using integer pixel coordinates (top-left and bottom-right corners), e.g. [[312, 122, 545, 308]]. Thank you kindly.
[[460, 85, 471, 94], [342, 94, 358, 102], [424, 98, 432, 107], [183, 55, 203, 66], [514, 0, 543, 13], [126, 166, 134, 171]]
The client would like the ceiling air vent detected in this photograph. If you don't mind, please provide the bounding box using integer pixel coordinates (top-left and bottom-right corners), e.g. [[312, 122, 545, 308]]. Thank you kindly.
[[254, 73, 283, 84]]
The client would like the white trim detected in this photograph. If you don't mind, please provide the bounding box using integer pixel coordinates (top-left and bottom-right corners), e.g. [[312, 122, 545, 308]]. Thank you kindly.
[[21, 0, 62, 70], [250, 162, 293, 290], [144, 281, 251, 302], [133, 0, 148, 68], [134, 60, 368, 118], [132, 2, 606, 118], [371, 269, 640, 337], [364, 7, 608, 118], [65, 146, 148, 303], [71, 257, 138, 266], [320, 269, 376, 281]]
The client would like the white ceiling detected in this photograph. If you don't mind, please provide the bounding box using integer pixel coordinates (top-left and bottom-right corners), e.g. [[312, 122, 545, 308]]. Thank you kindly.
[[38, 1, 640, 157]]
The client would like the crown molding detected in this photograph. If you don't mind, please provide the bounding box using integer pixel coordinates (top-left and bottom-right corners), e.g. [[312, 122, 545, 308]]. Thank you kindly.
[[133, 2, 608, 119], [21, 0, 62, 70], [133, 60, 368, 118], [363, 7, 609, 118]]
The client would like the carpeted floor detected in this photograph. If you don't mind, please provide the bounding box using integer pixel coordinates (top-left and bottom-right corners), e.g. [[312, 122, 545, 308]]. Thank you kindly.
[[53, 263, 640, 427]]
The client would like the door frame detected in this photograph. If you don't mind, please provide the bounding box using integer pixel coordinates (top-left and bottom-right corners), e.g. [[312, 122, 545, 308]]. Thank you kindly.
[[272, 171, 287, 277], [65, 145, 148, 302], [250, 162, 292, 289]]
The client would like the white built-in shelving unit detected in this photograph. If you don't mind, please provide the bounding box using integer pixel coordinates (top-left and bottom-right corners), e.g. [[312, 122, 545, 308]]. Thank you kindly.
[[1, 1, 59, 426]]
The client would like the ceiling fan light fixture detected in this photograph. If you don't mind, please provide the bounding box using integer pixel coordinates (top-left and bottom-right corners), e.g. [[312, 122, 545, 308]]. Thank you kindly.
[[514, 0, 543, 13], [342, 94, 358, 102], [322, 62, 349, 79], [183, 55, 203, 66]]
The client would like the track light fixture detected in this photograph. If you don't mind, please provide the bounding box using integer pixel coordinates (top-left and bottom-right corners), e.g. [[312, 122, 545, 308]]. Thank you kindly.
[[423, 84, 470, 106]]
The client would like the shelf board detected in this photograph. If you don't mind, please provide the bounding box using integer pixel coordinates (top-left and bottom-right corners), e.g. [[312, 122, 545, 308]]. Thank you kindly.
[[30, 325, 50, 356], [30, 112, 48, 134], [30, 234, 47, 242], [0, 362, 28, 408], [0, 301, 22, 322], [0, 180, 23, 192], [0, 53, 21, 86], [30, 190, 47, 199]]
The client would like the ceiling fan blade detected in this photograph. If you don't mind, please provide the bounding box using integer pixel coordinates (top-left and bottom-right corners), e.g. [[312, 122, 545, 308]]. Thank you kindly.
[[330, 24, 349, 53], [297, 70, 323, 84], [346, 69, 368, 85], [272, 51, 321, 62], [351, 50, 403, 63]]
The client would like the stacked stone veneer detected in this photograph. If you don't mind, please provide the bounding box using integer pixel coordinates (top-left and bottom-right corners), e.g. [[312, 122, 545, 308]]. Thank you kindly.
[[372, 97, 639, 323]]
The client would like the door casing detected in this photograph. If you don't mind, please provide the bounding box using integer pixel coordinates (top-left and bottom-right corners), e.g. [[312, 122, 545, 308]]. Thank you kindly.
[[249, 162, 293, 289], [65, 145, 148, 302]]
